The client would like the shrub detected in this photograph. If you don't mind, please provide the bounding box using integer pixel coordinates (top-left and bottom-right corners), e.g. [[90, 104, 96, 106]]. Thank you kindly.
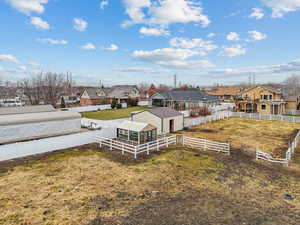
[[111, 97, 117, 109], [116, 103, 122, 109]]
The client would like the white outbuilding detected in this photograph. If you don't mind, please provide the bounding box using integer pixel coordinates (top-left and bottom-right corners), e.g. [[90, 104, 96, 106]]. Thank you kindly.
[[0, 105, 82, 144], [131, 107, 184, 135]]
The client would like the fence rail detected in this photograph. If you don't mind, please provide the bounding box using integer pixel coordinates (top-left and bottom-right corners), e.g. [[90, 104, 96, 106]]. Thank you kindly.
[[184, 111, 231, 127], [182, 136, 230, 155], [95, 135, 177, 158], [256, 149, 289, 165]]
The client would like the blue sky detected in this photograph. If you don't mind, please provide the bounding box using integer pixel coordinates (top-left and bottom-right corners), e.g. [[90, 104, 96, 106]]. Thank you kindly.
[[0, 0, 300, 86]]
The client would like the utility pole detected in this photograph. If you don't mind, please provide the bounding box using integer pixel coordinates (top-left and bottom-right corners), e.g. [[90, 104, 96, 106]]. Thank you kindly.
[[174, 74, 177, 89]]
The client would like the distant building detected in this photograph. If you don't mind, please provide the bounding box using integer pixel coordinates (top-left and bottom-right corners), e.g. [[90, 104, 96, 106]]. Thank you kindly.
[[80, 85, 141, 106], [0, 105, 81, 144], [151, 90, 219, 111], [206, 86, 242, 102], [132, 107, 184, 134], [235, 85, 300, 114]]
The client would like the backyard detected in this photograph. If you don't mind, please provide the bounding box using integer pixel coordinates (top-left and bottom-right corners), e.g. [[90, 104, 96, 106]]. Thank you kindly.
[[81, 106, 148, 120], [1, 144, 300, 225], [179, 117, 300, 158]]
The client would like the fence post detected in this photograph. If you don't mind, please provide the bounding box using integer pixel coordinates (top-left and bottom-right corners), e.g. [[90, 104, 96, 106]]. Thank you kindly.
[[110, 139, 113, 150], [99, 139, 102, 148], [182, 136, 185, 146], [166, 137, 169, 147], [122, 143, 124, 155], [134, 146, 137, 159], [157, 140, 159, 151], [204, 139, 207, 151], [147, 143, 150, 155], [227, 142, 230, 156]]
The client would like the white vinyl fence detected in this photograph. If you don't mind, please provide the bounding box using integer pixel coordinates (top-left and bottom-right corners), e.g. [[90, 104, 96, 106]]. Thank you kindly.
[[95, 135, 177, 159], [256, 149, 289, 165], [231, 112, 300, 123], [64, 103, 128, 113], [184, 111, 231, 127], [182, 136, 230, 155], [286, 109, 300, 115]]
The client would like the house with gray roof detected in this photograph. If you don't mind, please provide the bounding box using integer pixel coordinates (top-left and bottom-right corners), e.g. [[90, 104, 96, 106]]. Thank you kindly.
[[80, 85, 141, 106], [132, 107, 184, 134], [151, 90, 219, 111]]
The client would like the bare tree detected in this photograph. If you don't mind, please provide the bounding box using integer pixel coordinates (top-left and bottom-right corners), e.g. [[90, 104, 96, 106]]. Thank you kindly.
[[283, 74, 300, 96], [20, 72, 68, 107], [20, 73, 44, 105], [43, 72, 66, 106]]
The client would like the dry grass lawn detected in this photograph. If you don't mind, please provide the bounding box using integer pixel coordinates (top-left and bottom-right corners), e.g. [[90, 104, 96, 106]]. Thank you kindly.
[[179, 118, 300, 158], [1, 145, 300, 225]]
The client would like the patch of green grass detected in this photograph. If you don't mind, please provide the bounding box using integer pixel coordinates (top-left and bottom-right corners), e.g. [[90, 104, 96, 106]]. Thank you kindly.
[[45, 150, 100, 162], [142, 150, 224, 172], [81, 106, 149, 120]]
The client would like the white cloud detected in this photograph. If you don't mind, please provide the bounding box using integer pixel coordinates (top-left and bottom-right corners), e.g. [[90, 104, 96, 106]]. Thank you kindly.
[[5, 0, 48, 15], [248, 30, 267, 41], [249, 8, 264, 19], [219, 45, 246, 57], [122, 0, 210, 29], [169, 37, 217, 56], [113, 67, 167, 73], [226, 32, 240, 41], [261, 0, 300, 18], [28, 61, 40, 67], [139, 27, 169, 36], [104, 44, 119, 51], [73, 18, 88, 31], [157, 59, 214, 69], [133, 48, 214, 69], [207, 33, 216, 38], [0, 54, 19, 64], [36, 38, 68, 45], [100, 0, 109, 9], [81, 43, 96, 50], [30, 16, 50, 30], [122, 0, 151, 27]]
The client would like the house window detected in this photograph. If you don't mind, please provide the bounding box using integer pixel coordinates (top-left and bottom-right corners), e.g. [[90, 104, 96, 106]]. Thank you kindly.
[[269, 95, 273, 100], [261, 104, 266, 110], [263, 95, 268, 100]]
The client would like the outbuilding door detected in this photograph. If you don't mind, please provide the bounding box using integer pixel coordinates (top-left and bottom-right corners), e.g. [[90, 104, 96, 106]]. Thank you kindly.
[[169, 119, 174, 133]]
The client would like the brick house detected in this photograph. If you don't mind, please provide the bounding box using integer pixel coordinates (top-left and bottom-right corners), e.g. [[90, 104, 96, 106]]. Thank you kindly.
[[80, 85, 141, 106]]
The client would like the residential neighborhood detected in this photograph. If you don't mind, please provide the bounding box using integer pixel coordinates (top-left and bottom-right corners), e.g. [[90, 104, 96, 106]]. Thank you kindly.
[[1, 0, 300, 225]]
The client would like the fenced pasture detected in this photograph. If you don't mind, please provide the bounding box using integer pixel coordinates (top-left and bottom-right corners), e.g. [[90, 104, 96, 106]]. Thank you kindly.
[[96, 135, 177, 158], [180, 117, 300, 163]]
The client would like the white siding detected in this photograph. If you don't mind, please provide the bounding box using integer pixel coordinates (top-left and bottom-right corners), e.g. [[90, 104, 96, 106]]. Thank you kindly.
[[162, 115, 184, 133], [132, 111, 163, 134], [132, 111, 184, 134]]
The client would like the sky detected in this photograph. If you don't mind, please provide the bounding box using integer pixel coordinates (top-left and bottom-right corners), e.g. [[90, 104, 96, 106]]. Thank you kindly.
[[0, 0, 300, 86]]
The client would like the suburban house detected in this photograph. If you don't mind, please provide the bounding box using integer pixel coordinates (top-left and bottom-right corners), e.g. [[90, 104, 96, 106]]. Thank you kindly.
[[235, 86, 300, 114], [117, 121, 157, 144], [80, 85, 141, 106], [0, 105, 81, 144], [151, 90, 219, 111], [206, 86, 242, 102], [131, 107, 184, 134]]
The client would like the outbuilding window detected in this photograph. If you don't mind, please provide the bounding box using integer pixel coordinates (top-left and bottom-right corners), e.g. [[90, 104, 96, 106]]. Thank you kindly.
[[261, 104, 266, 110]]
